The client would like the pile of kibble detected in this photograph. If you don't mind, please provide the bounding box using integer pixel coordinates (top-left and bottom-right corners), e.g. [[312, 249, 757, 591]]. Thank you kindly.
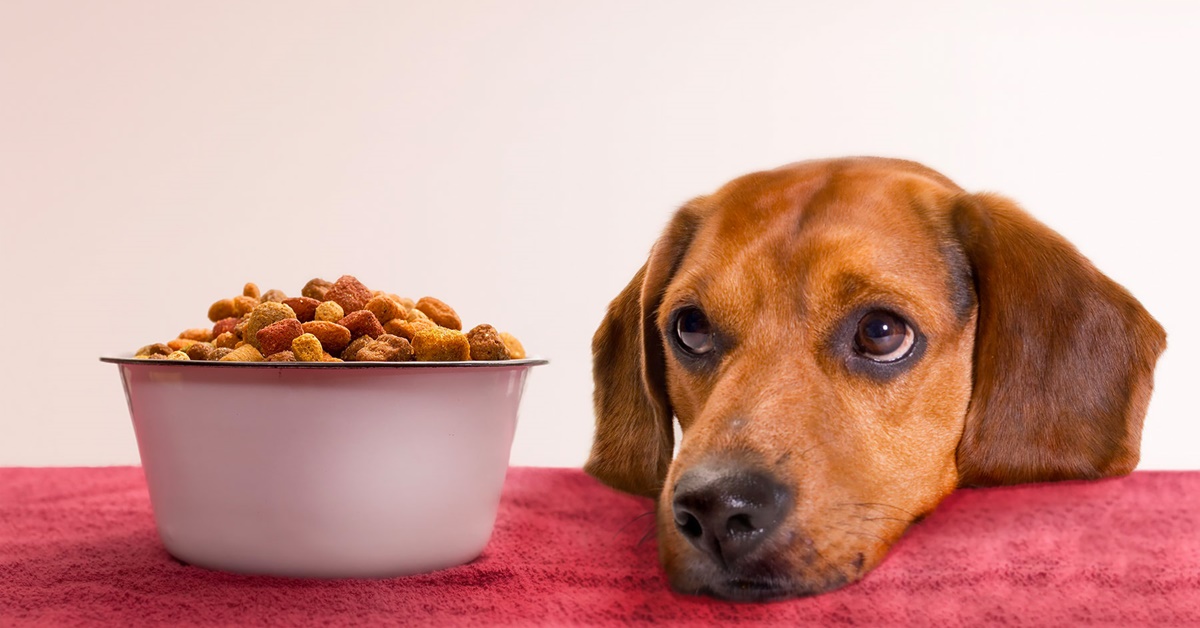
[[133, 275, 525, 363]]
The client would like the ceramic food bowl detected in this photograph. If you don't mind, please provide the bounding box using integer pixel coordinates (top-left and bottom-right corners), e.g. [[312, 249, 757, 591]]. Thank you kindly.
[[101, 357, 546, 578]]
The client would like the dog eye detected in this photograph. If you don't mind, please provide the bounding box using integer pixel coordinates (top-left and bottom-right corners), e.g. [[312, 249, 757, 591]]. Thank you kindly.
[[854, 311, 914, 362], [675, 307, 715, 355]]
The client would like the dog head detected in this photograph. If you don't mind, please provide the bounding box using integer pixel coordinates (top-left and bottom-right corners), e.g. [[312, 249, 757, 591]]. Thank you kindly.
[[586, 157, 1166, 601]]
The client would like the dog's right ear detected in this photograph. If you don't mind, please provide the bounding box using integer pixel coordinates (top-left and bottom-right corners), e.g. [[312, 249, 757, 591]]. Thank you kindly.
[[585, 202, 708, 498]]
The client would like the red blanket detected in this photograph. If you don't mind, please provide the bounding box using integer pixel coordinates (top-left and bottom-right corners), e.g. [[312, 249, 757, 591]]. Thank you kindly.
[[1, 467, 1197, 626]]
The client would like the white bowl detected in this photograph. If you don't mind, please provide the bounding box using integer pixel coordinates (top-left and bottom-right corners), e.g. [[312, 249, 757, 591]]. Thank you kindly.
[[102, 357, 546, 578]]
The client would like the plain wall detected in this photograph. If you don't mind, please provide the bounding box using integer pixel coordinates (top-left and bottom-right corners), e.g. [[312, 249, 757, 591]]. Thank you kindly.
[[1, 1, 1196, 469]]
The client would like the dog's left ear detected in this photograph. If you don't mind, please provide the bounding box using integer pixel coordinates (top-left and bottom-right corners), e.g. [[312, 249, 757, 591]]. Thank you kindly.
[[585, 201, 709, 498], [952, 193, 1166, 487]]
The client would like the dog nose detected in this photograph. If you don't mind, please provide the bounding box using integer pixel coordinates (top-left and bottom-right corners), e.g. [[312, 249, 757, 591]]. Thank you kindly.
[[671, 465, 790, 566]]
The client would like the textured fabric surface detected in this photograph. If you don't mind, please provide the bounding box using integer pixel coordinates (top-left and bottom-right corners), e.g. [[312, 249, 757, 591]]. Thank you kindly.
[[1, 467, 1197, 626]]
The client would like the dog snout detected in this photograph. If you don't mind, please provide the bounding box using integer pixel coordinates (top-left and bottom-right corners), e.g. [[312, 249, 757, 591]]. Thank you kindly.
[[671, 464, 791, 566]]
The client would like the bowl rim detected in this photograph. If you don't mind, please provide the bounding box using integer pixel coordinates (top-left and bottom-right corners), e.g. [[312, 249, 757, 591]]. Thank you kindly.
[[100, 356, 549, 369]]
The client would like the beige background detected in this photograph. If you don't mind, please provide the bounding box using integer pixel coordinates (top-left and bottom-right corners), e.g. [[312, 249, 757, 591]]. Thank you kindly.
[[1, 1, 1196, 469]]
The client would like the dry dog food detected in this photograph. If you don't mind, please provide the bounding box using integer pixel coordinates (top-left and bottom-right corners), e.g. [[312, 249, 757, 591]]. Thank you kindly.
[[133, 275, 525, 363]]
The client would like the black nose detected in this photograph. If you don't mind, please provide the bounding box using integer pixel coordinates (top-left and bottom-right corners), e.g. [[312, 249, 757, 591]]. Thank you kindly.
[[671, 465, 790, 567]]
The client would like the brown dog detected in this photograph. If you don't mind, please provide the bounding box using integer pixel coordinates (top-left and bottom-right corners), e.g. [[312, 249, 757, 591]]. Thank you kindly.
[[586, 157, 1166, 601]]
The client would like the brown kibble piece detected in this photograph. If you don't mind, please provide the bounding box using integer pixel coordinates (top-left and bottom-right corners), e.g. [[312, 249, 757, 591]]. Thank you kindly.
[[324, 275, 372, 313], [219, 345, 264, 362], [212, 317, 240, 338], [232, 296, 260, 317], [499, 332, 526, 360], [243, 283, 261, 299], [301, 321, 352, 354], [405, 308, 431, 323], [213, 332, 239, 349], [135, 343, 172, 358], [283, 297, 321, 322], [185, 342, 215, 361], [166, 350, 190, 360], [340, 335, 374, 361], [179, 328, 213, 342], [302, 278, 333, 300], [243, 302, 297, 350], [415, 297, 462, 330], [257, 318, 304, 357], [412, 327, 471, 361], [291, 333, 325, 362], [466, 324, 510, 361], [338, 310, 385, 339], [385, 318, 436, 341], [365, 295, 406, 324], [266, 351, 297, 362], [209, 347, 234, 360], [261, 289, 287, 303], [356, 334, 415, 362], [167, 338, 199, 351], [314, 301, 344, 323], [208, 299, 235, 322]]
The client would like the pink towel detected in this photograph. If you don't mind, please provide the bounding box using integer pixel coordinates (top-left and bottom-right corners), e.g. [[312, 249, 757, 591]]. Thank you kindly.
[[1, 467, 1197, 625]]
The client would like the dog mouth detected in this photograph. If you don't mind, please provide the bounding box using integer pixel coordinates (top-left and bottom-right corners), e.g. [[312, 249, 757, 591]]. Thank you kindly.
[[697, 577, 805, 602], [673, 552, 848, 602], [668, 539, 856, 602]]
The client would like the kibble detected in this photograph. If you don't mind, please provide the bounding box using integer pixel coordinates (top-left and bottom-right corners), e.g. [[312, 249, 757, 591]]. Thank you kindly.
[[314, 301, 344, 323], [499, 332, 526, 360], [340, 335, 375, 361], [338, 310, 385, 340], [179, 328, 213, 342], [467, 324, 509, 361], [232, 296, 259, 317], [302, 278, 334, 301], [243, 302, 297, 350], [365, 295, 406, 325], [356, 334, 414, 362], [212, 331, 239, 349], [291, 333, 325, 362], [219, 345, 264, 362], [212, 317, 240, 338], [257, 319, 304, 357], [185, 342, 215, 361], [415, 297, 461, 330], [283, 297, 321, 322], [301, 321, 352, 354], [412, 327, 471, 362], [266, 351, 297, 362], [324, 275, 372, 313], [136, 343, 172, 358], [130, 275, 527, 363]]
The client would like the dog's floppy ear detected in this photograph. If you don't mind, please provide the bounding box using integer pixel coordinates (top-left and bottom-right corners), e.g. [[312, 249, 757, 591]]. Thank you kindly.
[[952, 193, 1166, 487], [585, 202, 708, 498]]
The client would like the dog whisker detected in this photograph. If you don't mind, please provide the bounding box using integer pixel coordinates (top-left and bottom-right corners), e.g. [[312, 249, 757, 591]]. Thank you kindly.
[[824, 525, 889, 545], [796, 440, 831, 463], [612, 510, 657, 542], [854, 515, 913, 524], [835, 501, 919, 520]]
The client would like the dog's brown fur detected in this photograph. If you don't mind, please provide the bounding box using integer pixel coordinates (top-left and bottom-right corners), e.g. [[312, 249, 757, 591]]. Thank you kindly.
[[586, 157, 1166, 600]]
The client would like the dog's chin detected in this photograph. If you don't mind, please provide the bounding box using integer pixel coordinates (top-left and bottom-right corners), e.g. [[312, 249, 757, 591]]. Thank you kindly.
[[667, 559, 853, 602]]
